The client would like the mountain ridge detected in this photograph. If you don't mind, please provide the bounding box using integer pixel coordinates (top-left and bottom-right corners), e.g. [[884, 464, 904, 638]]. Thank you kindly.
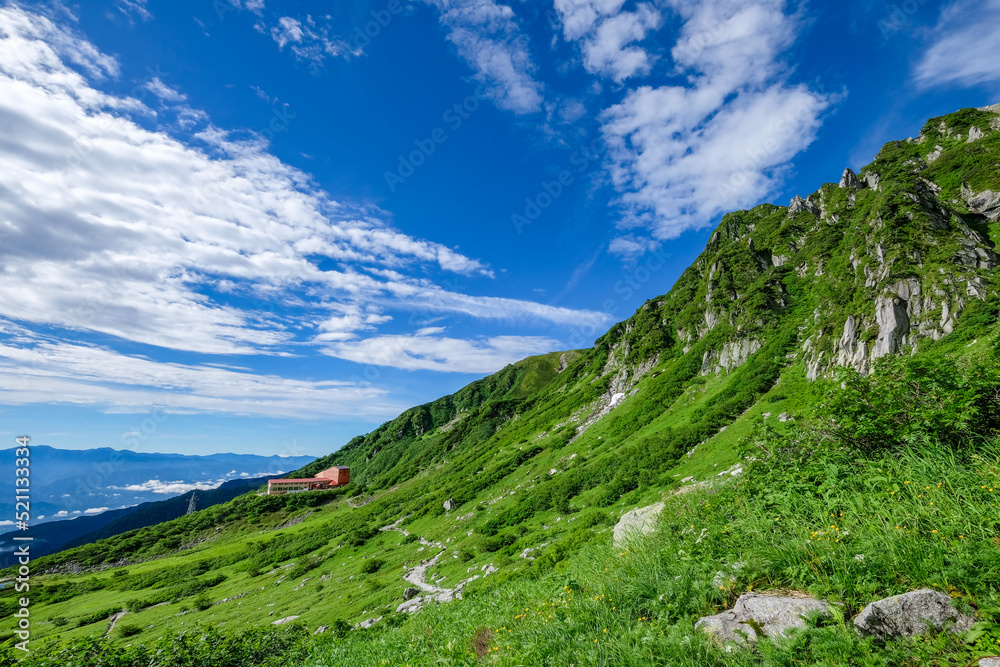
[[6, 104, 1000, 662]]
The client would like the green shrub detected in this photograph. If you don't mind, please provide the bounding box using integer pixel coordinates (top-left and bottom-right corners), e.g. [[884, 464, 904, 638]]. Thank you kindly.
[[360, 559, 384, 574]]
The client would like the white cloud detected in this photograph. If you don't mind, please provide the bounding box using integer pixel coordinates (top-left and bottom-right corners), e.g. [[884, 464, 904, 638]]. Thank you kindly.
[[600, 0, 829, 249], [913, 0, 1000, 91], [84, 506, 110, 514], [113, 479, 225, 494], [252, 13, 358, 67], [0, 520, 13, 527], [115, 0, 151, 20], [423, 0, 544, 114], [54, 510, 69, 517], [554, 0, 663, 81], [0, 7, 609, 416], [0, 331, 400, 418], [270, 16, 305, 48], [323, 332, 560, 373], [0, 7, 600, 350], [144, 76, 187, 103]]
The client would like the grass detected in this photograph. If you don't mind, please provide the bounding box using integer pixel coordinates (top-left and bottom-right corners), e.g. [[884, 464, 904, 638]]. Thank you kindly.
[[11, 410, 1000, 666], [4, 104, 1000, 665]]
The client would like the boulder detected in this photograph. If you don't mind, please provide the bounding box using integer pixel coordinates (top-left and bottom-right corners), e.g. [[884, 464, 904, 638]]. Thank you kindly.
[[397, 597, 424, 614], [271, 615, 299, 625], [443, 498, 455, 512], [403, 586, 420, 600], [853, 589, 975, 638], [696, 593, 833, 645], [356, 616, 383, 629], [612, 502, 664, 547]]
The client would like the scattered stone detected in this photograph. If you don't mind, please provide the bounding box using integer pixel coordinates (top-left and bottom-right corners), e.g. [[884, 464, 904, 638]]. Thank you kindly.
[[397, 597, 424, 614], [313, 626, 329, 635], [272, 615, 299, 625], [853, 589, 975, 638], [613, 502, 664, 547], [356, 616, 383, 629], [403, 587, 420, 601], [696, 593, 833, 645]]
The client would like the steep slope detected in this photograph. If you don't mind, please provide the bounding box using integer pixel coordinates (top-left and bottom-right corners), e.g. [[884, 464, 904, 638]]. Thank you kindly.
[[6, 104, 1000, 651]]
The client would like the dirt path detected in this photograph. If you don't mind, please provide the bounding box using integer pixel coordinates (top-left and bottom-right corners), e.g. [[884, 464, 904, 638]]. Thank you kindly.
[[403, 549, 449, 594]]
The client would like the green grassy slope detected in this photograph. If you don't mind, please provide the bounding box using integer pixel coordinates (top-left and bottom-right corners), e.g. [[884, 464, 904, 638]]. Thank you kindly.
[[4, 105, 1000, 663]]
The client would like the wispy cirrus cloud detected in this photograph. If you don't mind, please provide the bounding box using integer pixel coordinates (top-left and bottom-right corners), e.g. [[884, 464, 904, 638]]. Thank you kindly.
[[601, 0, 830, 251], [0, 6, 605, 412], [322, 329, 560, 373], [0, 329, 401, 418], [913, 0, 1000, 91], [115, 0, 151, 21], [422, 0, 544, 114]]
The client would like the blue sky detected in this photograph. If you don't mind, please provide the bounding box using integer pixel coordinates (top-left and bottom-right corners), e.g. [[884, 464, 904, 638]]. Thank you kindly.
[[0, 0, 998, 457]]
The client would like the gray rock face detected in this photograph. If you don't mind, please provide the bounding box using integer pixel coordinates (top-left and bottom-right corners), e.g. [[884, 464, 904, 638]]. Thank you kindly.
[[696, 593, 833, 644], [839, 168, 861, 189], [403, 587, 420, 601], [874, 293, 911, 358], [979, 658, 1000, 667], [962, 182, 1000, 221], [968, 125, 985, 142], [718, 338, 762, 371], [613, 502, 664, 547], [863, 171, 881, 191], [443, 499, 455, 512], [837, 315, 870, 374], [788, 195, 819, 216], [853, 589, 975, 638]]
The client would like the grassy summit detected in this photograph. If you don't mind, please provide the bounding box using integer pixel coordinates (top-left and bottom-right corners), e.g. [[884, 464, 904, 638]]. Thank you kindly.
[[4, 105, 1000, 666]]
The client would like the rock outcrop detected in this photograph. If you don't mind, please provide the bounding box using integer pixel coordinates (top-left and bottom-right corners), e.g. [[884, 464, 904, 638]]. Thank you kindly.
[[718, 338, 763, 372], [962, 182, 1000, 221], [836, 316, 870, 374], [839, 168, 861, 189], [612, 502, 664, 547], [696, 593, 833, 645], [853, 589, 975, 638]]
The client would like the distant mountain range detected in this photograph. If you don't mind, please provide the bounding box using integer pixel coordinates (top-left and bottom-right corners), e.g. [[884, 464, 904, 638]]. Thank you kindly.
[[0, 475, 274, 568], [0, 445, 315, 526]]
